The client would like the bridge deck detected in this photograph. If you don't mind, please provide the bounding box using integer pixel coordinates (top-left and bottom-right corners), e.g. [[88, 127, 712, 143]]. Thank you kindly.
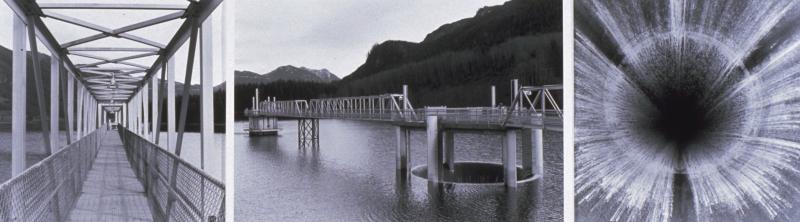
[[68, 131, 153, 221]]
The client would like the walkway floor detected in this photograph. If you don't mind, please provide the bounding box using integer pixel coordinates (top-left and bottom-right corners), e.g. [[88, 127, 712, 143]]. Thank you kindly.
[[68, 131, 153, 221]]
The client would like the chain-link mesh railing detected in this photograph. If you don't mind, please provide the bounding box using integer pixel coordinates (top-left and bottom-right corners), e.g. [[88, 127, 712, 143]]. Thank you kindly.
[[0, 130, 101, 221], [118, 127, 225, 222]]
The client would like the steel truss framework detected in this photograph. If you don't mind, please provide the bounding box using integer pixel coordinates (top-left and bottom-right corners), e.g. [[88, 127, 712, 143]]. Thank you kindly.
[[246, 84, 563, 129], [3, 0, 227, 221], [298, 118, 320, 149]]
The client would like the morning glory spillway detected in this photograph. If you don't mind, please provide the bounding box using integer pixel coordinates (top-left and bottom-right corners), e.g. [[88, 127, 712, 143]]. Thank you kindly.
[[576, 0, 800, 221]]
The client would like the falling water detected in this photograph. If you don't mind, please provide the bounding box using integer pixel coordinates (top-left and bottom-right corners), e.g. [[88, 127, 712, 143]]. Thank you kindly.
[[576, 0, 800, 221]]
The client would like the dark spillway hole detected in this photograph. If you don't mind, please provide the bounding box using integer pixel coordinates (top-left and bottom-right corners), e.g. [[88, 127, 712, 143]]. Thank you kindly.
[[620, 37, 748, 162], [410, 162, 535, 184]]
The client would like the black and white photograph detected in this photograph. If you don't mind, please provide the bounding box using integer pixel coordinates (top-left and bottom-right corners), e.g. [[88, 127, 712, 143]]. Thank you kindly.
[[0, 0, 231, 221], [234, 0, 563, 221], [576, 0, 800, 221]]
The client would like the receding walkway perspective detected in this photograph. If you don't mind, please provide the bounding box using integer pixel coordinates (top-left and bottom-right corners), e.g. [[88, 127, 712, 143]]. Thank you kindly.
[[69, 130, 152, 221], [1, 1, 228, 221]]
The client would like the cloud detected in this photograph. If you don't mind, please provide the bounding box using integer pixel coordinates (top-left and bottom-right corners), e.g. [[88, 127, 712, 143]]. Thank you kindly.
[[235, 0, 507, 77]]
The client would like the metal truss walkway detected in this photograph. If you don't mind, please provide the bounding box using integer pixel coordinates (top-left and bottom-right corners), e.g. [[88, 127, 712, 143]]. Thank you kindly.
[[69, 129, 152, 221], [1, 1, 231, 221]]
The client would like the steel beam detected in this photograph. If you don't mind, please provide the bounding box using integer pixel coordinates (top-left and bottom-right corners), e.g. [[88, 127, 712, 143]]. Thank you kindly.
[[128, 0, 224, 100], [50, 53, 60, 150], [167, 58, 176, 151], [39, 3, 187, 10], [27, 15, 53, 156], [11, 14, 27, 176], [200, 17, 215, 169]]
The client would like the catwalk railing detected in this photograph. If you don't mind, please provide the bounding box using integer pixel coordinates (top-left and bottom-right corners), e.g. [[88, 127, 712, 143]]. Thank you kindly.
[[119, 128, 224, 222], [0, 130, 100, 221], [245, 90, 564, 129]]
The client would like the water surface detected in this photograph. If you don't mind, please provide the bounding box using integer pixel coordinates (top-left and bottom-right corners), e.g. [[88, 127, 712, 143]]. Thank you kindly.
[[235, 119, 563, 221]]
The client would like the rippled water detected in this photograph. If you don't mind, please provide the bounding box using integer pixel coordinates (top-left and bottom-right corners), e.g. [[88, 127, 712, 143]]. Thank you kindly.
[[576, 1, 800, 221], [235, 120, 563, 221]]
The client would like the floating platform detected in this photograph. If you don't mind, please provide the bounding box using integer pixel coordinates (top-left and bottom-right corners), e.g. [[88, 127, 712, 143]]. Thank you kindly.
[[246, 128, 279, 136]]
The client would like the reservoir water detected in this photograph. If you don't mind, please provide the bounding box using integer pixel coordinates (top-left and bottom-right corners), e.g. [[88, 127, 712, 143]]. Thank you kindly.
[[235, 119, 563, 221]]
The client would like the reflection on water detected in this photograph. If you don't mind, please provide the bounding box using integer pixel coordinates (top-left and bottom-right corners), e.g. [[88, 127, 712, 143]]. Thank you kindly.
[[235, 120, 563, 221]]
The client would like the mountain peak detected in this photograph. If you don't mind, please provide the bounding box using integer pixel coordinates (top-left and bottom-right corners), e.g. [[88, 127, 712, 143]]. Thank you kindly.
[[235, 65, 339, 85]]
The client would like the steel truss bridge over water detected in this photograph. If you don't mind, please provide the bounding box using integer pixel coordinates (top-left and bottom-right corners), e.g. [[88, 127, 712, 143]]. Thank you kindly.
[[1, 1, 231, 221], [245, 81, 563, 188]]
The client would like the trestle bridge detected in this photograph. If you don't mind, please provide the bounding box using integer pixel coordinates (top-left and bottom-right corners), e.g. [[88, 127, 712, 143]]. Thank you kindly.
[[245, 81, 563, 188], [1, 1, 230, 221]]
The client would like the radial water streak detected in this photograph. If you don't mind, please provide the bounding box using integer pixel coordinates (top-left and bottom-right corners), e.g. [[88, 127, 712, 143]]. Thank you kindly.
[[576, 0, 800, 221]]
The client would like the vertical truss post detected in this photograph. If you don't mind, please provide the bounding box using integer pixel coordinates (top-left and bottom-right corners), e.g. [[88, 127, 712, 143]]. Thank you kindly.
[[66, 72, 74, 141], [11, 14, 27, 176], [512, 79, 520, 110], [76, 83, 84, 138], [167, 58, 176, 152], [60, 68, 72, 144], [200, 17, 215, 170], [491, 85, 496, 108], [155, 61, 167, 145], [143, 83, 149, 138], [50, 56, 60, 150], [152, 75, 158, 142]]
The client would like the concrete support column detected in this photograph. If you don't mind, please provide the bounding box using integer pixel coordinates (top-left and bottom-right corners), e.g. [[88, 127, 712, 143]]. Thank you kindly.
[[443, 130, 454, 171], [396, 126, 410, 175], [11, 15, 27, 176], [504, 130, 518, 188], [426, 116, 441, 183], [533, 128, 544, 178], [521, 129, 533, 177]]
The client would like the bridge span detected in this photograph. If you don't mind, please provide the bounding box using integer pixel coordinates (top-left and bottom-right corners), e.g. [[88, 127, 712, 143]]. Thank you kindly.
[[245, 82, 562, 188], [1, 1, 230, 221]]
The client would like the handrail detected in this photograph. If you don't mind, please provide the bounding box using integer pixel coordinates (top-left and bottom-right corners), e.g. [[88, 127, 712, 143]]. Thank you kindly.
[[0, 129, 101, 221], [118, 127, 225, 222]]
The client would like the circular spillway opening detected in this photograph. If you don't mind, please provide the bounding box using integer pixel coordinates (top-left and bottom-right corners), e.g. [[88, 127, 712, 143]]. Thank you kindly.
[[608, 35, 765, 172], [410, 162, 536, 185]]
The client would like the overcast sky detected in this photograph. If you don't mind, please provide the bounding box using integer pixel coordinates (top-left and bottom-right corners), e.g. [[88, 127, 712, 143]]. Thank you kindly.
[[235, 0, 507, 77]]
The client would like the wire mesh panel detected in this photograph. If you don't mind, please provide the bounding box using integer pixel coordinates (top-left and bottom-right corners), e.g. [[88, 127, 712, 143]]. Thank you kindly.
[[0, 130, 101, 221], [118, 128, 225, 222]]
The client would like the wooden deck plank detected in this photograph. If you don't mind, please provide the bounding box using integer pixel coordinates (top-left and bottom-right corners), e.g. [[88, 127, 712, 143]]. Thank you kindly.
[[68, 132, 153, 221]]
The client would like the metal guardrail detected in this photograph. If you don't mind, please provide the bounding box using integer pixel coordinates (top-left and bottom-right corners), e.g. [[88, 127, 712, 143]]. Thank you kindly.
[[0, 130, 101, 221], [245, 107, 562, 129], [119, 128, 224, 222]]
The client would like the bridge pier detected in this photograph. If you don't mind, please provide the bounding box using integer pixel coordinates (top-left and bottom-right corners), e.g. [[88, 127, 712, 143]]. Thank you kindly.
[[443, 131, 455, 172], [426, 116, 442, 184], [396, 126, 411, 179], [504, 130, 518, 188], [298, 118, 319, 149], [249, 116, 278, 135]]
